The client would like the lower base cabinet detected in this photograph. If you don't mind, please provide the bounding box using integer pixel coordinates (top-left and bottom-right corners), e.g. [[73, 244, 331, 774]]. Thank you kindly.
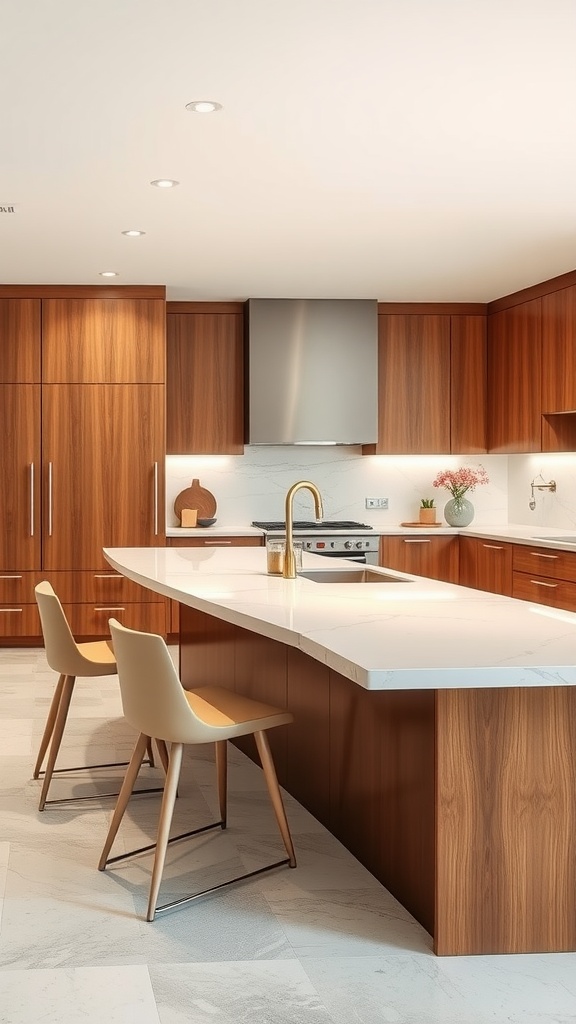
[[512, 544, 576, 612], [0, 569, 167, 642], [458, 536, 513, 595], [380, 535, 459, 583]]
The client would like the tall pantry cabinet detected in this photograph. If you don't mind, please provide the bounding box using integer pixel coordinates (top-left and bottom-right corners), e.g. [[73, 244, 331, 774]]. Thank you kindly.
[[0, 287, 167, 641]]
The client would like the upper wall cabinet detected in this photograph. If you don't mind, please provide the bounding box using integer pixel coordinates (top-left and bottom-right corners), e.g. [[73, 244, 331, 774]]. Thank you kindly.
[[0, 298, 41, 382], [541, 285, 576, 414], [166, 302, 244, 455], [42, 298, 166, 383], [487, 298, 542, 453], [364, 310, 486, 455]]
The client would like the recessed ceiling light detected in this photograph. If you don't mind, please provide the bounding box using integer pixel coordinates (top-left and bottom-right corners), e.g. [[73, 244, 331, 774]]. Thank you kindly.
[[150, 179, 179, 188], [185, 100, 222, 113], [99, 271, 118, 277], [122, 229, 146, 237]]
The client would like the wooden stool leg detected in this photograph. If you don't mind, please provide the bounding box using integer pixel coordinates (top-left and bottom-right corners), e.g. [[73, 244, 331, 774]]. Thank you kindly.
[[155, 740, 170, 776], [98, 732, 149, 869], [38, 675, 76, 811], [33, 673, 66, 778], [146, 739, 155, 767], [255, 731, 296, 867], [147, 742, 183, 922], [215, 740, 227, 828]]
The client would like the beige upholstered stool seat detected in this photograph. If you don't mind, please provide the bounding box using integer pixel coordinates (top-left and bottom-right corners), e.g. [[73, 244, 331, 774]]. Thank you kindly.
[[34, 581, 162, 811], [99, 618, 296, 921]]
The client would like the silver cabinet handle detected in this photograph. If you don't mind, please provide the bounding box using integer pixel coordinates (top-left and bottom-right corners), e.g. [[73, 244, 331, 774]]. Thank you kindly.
[[93, 573, 122, 579], [94, 606, 126, 612], [153, 462, 159, 536], [48, 462, 53, 537], [483, 544, 503, 550], [0, 574, 23, 579], [529, 580, 558, 588], [0, 608, 23, 613], [30, 463, 35, 537], [530, 551, 558, 559], [403, 539, 431, 544], [203, 540, 232, 545]]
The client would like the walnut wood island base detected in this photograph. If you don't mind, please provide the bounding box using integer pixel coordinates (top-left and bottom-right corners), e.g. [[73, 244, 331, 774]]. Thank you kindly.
[[179, 605, 576, 957]]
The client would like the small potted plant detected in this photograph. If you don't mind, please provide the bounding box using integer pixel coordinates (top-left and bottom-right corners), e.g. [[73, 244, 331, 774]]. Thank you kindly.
[[419, 498, 437, 525]]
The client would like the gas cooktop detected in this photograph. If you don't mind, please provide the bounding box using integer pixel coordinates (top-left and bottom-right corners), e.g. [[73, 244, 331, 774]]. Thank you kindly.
[[251, 520, 373, 531]]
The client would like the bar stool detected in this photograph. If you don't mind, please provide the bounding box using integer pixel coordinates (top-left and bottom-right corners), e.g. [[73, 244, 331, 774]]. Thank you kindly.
[[34, 582, 164, 811], [98, 618, 296, 921]]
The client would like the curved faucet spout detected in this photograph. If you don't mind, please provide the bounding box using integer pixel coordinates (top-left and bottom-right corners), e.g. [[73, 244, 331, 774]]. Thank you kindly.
[[283, 481, 324, 579]]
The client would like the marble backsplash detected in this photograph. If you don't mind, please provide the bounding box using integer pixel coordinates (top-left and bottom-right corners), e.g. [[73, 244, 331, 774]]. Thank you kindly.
[[508, 452, 576, 529], [166, 449, 509, 529]]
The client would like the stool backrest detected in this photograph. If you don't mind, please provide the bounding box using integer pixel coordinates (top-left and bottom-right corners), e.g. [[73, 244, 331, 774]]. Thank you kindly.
[[35, 581, 90, 677], [109, 618, 219, 744]]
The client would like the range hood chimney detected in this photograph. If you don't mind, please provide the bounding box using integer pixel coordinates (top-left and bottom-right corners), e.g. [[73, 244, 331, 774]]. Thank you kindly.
[[245, 299, 378, 445]]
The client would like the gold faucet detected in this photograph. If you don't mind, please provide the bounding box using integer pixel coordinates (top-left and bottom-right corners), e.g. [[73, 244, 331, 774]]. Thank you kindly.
[[283, 480, 324, 578]]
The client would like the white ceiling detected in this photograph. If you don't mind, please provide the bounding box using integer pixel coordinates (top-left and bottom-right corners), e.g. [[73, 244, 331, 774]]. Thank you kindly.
[[2, 0, 576, 302]]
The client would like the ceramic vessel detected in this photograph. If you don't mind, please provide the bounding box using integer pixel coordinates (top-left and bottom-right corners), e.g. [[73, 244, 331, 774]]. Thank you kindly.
[[444, 496, 474, 527]]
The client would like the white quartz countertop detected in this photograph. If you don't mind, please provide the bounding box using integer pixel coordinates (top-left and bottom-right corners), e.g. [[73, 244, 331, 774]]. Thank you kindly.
[[166, 522, 576, 550], [104, 545, 576, 692]]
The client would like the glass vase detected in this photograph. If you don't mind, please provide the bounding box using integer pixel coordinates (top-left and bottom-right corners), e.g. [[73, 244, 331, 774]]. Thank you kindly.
[[444, 496, 474, 527]]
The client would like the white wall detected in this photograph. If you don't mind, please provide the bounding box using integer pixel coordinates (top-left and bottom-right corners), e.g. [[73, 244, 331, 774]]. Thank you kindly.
[[508, 453, 576, 529], [166, 449, 509, 529]]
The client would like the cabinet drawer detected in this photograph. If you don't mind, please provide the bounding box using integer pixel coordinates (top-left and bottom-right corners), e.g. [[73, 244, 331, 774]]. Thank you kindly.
[[0, 604, 41, 637], [380, 535, 459, 584], [512, 545, 576, 583], [44, 571, 159, 603], [167, 536, 263, 548], [512, 572, 576, 612], [0, 572, 37, 603], [63, 602, 167, 638]]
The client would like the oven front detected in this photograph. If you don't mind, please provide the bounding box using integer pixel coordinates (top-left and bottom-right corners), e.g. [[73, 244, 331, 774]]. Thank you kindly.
[[297, 535, 380, 565]]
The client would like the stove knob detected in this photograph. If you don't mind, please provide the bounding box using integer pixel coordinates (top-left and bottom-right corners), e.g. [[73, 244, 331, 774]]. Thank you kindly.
[[344, 540, 353, 549], [355, 541, 364, 549]]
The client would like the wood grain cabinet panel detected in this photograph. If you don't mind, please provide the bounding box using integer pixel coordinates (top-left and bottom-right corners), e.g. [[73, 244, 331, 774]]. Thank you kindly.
[[369, 314, 451, 454], [0, 298, 41, 382], [450, 315, 487, 453], [167, 536, 263, 548], [458, 536, 513, 595], [166, 306, 244, 454], [63, 601, 166, 638], [380, 535, 459, 584], [487, 299, 542, 452], [0, 605, 41, 637], [42, 384, 165, 570], [541, 285, 576, 413], [42, 299, 165, 383], [512, 543, 576, 612], [0, 385, 41, 571]]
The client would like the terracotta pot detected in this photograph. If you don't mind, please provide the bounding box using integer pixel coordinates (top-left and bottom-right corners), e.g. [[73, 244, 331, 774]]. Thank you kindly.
[[419, 508, 437, 524]]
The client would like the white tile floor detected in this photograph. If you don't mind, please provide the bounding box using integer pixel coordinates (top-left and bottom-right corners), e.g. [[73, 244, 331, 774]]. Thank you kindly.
[[1, 646, 575, 1023]]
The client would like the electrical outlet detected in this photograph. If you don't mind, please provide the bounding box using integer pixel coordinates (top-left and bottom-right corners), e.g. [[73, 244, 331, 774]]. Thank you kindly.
[[365, 497, 389, 509]]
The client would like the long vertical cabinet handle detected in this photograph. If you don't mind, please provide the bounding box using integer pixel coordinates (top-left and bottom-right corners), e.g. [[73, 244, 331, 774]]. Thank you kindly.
[[48, 462, 53, 537], [29, 463, 35, 537], [153, 462, 159, 536]]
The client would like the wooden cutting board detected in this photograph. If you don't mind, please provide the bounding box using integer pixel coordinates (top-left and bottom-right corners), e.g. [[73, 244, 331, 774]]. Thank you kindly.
[[174, 478, 217, 522]]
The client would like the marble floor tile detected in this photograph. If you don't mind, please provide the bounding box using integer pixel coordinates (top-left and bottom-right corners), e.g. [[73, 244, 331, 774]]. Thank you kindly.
[[0, 717, 33, 755], [149, 960, 335, 1024], [0, 964, 161, 1023], [0, 842, 8, 929]]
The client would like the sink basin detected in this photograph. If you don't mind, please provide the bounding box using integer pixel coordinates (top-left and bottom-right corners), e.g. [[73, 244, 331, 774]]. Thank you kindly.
[[529, 535, 576, 545], [298, 568, 411, 584]]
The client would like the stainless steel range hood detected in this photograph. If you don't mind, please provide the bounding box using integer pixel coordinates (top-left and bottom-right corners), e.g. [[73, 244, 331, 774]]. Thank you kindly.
[[245, 299, 378, 445]]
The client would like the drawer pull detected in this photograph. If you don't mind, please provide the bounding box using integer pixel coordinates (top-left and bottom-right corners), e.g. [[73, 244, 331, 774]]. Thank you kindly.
[[204, 540, 232, 545], [93, 574, 122, 579], [0, 575, 23, 579], [0, 608, 23, 613], [483, 544, 504, 550], [529, 552, 558, 559], [403, 539, 431, 544], [529, 580, 558, 588], [94, 606, 126, 612], [30, 463, 35, 537]]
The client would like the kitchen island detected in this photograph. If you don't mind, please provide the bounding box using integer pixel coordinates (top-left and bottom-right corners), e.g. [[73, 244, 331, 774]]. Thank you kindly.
[[104, 545, 576, 956]]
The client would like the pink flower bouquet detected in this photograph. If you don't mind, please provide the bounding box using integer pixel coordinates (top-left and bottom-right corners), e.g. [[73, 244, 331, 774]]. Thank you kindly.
[[432, 466, 489, 502]]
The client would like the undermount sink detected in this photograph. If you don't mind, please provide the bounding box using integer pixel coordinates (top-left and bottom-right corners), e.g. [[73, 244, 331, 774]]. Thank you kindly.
[[529, 535, 576, 545], [298, 568, 411, 584]]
